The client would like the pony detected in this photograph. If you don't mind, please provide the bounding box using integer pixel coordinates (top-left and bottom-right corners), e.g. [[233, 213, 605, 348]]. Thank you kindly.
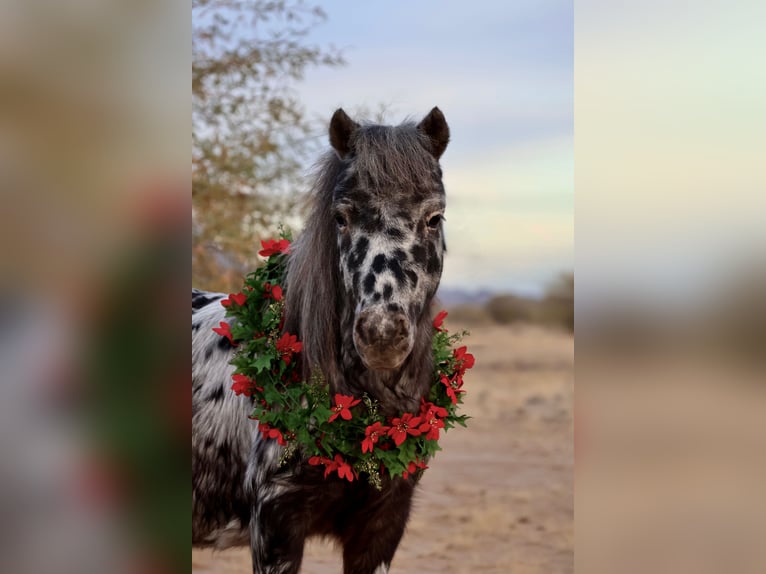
[[192, 107, 450, 574]]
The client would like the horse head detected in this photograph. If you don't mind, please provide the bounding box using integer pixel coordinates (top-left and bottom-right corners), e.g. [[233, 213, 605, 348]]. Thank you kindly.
[[328, 107, 450, 371]]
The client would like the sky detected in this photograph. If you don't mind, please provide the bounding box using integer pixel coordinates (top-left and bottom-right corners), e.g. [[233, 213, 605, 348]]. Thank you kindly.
[[293, 1, 573, 297]]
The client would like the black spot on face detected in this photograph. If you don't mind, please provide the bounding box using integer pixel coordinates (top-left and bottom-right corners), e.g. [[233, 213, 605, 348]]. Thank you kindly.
[[405, 269, 419, 289], [387, 303, 400, 313], [204, 347, 213, 361], [371, 254, 386, 274], [373, 292, 382, 302], [383, 284, 393, 301], [192, 322, 200, 332], [411, 244, 427, 267], [347, 236, 369, 271], [426, 240, 442, 274], [363, 272, 376, 295], [339, 232, 352, 253], [387, 258, 406, 286], [217, 336, 233, 351], [386, 227, 404, 241]]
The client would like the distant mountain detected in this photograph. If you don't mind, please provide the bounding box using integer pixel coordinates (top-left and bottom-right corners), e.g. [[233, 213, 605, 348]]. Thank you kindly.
[[436, 287, 495, 308]]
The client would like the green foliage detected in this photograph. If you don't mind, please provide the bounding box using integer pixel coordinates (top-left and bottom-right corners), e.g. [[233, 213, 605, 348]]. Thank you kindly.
[[192, 0, 344, 293], [217, 239, 473, 488]]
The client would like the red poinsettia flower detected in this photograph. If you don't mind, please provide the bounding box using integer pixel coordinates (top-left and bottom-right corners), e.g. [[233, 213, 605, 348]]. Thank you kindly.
[[221, 292, 247, 307], [310, 453, 355, 481], [387, 412, 423, 446], [308, 455, 332, 467], [418, 400, 448, 440], [258, 238, 291, 257], [212, 321, 236, 346], [361, 421, 389, 453], [257, 423, 286, 446], [329, 394, 361, 422], [419, 399, 449, 420], [275, 332, 303, 366], [453, 346, 475, 372], [263, 283, 284, 301], [231, 373, 263, 397], [440, 373, 465, 405], [319, 455, 338, 478], [402, 459, 429, 480], [433, 309, 448, 331], [421, 417, 444, 441], [334, 454, 355, 482]]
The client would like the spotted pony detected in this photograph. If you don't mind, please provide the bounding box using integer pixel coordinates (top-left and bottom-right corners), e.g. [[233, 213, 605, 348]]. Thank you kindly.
[[192, 107, 450, 574]]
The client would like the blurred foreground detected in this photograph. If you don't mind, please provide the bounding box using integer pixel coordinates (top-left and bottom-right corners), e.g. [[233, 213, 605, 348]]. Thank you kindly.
[[1, 2, 188, 572]]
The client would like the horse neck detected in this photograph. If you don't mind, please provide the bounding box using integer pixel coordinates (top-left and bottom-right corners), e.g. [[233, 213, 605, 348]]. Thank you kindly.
[[333, 299, 433, 418]]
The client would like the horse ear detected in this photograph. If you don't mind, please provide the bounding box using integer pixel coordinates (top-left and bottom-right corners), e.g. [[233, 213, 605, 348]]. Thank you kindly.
[[417, 107, 450, 160], [329, 108, 359, 158]]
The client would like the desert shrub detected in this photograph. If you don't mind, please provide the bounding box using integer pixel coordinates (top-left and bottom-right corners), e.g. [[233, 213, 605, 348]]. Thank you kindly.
[[481, 273, 573, 332], [444, 304, 493, 326], [485, 295, 536, 325], [538, 272, 574, 332], [706, 265, 766, 367]]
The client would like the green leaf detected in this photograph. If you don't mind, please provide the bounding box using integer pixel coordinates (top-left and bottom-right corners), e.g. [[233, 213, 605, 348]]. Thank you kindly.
[[252, 353, 274, 373]]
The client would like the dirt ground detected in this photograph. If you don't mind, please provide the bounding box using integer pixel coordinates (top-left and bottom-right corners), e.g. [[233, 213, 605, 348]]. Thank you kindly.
[[193, 323, 573, 573]]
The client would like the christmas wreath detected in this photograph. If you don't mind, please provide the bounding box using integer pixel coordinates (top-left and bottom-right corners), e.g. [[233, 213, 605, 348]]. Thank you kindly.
[[213, 233, 473, 489]]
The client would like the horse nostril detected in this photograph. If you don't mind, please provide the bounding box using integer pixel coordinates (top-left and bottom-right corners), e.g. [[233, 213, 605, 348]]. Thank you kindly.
[[393, 315, 408, 342], [382, 313, 409, 346], [355, 311, 410, 348]]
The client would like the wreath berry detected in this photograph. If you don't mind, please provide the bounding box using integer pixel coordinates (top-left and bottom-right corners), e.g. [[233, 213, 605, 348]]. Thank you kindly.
[[215, 232, 472, 489]]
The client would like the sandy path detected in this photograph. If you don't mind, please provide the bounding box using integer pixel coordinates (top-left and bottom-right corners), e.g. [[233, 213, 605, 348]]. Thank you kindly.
[[193, 323, 573, 573]]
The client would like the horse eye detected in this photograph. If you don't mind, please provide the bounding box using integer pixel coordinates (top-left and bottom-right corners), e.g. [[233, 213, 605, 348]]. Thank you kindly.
[[426, 214, 443, 229], [335, 213, 347, 229]]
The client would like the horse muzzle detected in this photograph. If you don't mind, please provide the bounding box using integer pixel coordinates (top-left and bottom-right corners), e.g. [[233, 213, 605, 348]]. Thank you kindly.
[[353, 307, 414, 370]]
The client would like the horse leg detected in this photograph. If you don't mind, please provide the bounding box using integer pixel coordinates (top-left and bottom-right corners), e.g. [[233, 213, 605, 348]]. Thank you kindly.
[[340, 487, 414, 574], [341, 514, 408, 574], [249, 498, 306, 574]]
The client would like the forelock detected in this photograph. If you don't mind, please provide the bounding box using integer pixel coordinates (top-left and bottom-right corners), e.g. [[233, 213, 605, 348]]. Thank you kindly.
[[348, 122, 440, 192]]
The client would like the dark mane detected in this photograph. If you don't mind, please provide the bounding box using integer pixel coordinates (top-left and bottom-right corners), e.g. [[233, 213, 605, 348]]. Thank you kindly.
[[283, 151, 344, 383]]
